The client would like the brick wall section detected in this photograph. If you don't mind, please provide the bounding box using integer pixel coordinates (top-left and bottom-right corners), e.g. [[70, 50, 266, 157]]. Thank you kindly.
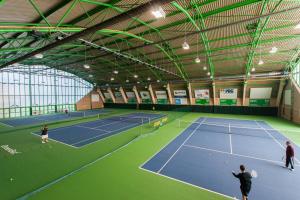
[[76, 90, 104, 111], [280, 79, 300, 124]]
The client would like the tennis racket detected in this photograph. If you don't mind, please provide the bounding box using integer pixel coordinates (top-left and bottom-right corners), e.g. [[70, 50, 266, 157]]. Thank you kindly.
[[251, 170, 258, 178]]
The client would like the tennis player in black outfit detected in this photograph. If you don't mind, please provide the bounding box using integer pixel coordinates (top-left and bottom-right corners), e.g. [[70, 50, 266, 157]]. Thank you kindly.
[[232, 165, 252, 200], [41, 125, 48, 143]]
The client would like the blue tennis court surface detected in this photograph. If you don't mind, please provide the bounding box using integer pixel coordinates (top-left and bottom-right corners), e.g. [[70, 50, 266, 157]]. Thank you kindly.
[[0, 109, 109, 127], [33, 113, 164, 148], [141, 117, 300, 200]]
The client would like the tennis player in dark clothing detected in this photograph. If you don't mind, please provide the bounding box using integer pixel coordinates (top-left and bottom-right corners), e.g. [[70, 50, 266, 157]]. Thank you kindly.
[[285, 141, 295, 171], [232, 165, 252, 200], [41, 125, 49, 143]]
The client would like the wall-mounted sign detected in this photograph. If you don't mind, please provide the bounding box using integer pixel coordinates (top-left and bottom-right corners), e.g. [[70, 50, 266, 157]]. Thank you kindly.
[[220, 88, 238, 99], [126, 91, 136, 103], [249, 88, 272, 107], [103, 92, 112, 103], [140, 91, 151, 104], [174, 90, 187, 105], [194, 89, 210, 105], [155, 91, 168, 104]]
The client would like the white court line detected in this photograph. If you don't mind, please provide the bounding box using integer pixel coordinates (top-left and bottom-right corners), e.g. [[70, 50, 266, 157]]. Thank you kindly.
[[71, 122, 140, 146], [229, 134, 233, 154], [18, 134, 142, 200], [157, 118, 207, 173], [139, 118, 201, 170], [183, 144, 300, 167], [255, 120, 300, 164], [139, 167, 236, 200], [30, 132, 78, 149], [75, 125, 111, 133], [91, 120, 125, 129], [0, 121, 13, 128]]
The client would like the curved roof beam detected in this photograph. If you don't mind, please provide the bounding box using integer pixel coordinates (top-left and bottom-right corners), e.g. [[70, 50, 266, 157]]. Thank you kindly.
[[245, 0, 284, 78], [171, 1, 215, 78]]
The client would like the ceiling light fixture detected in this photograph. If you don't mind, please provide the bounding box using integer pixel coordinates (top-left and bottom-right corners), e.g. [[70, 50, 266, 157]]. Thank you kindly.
[[147, 77, 151, 81], [34, 53, 43, 59], [258, 60, 264, 65], [195, 57, 201, 63], [110, 77, 114, 81], [203, 66, 207, 71], [151, 6, 166, 19], [134, 74, 138, 78], [137, 81, 140, 84], [157, 80, 160, 83], [83, 64, 90, 69], [251, 67, 256, 72], [126, 79, 129, 83], [88, 74, 93, 78], [295, 23, 300, 29], [269, 46, 278, 54], [182, 41, 190, 50], [207, 72, 211, 76], [113, 70, 118, 74]]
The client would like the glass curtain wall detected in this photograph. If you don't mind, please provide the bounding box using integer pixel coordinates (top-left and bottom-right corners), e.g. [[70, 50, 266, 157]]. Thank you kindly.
[[0, 65, 93, 118]]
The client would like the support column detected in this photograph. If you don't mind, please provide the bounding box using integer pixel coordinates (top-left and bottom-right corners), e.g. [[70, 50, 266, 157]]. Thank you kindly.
[[242, 81, 247, 106], [188, 82, 193, 105], [212, 82, 216, 105], [276, 79, 286, 107], [133, 86, 141, 104], [107, 87, 116, 103], [120, 87, 128, 103], [167, 83, 173, 104], [148, 84, 156, 104], [97, 88, 105, 103]]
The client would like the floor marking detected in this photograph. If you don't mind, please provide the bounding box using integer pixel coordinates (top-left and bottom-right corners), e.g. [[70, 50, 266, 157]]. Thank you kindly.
[[0, 121, 13, 127], [229, 134, 233, 154], [17, 135, 141, 200], [30, 132, 78, 149], [139, 118, 201, 170], [183, 144, 300, 166], [75, 125, 111, 132], [140, 167, 236, 200], [72, 122, 141, 146], [157, 118, 207, 173], [255, 120, 300, 164]]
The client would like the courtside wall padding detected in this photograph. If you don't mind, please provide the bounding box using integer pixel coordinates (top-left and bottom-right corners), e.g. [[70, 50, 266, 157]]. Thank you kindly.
[[104, 103, 278, 116]]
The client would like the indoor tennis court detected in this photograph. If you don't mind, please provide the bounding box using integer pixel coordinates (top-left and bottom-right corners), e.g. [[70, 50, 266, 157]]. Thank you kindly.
[[1, 1, 300, 200], [142, 117, 300, 200]]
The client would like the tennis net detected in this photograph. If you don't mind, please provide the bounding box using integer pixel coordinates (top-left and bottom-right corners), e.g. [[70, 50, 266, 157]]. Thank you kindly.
[[178, 120, 300, 140], [68, 111, 85, 117], [104, 116, 151, 124]]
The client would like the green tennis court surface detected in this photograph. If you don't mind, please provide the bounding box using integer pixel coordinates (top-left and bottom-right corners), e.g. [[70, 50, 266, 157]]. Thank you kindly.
[[1, 109, 300, 200]]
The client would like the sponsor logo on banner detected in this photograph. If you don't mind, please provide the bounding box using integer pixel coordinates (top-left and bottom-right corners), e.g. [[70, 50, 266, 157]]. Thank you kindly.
[[220, 88, 237, 99], [155, 91, 167, 99], [103, 92, 111, 99], [140, 91, 151, 99], [194, 89, 209, 99], [1, 145, 21, 155], [174, 90, 187, 97], [114, 92, 122, 98], [126, 92, 135, 98]]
